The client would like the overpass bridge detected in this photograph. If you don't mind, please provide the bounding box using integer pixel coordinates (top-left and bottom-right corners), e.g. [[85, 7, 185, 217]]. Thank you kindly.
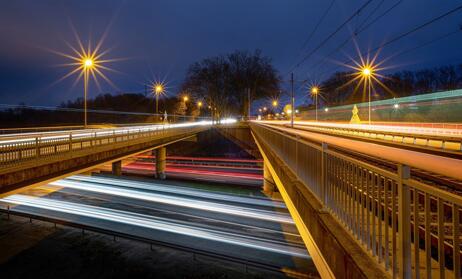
[[0, 122, 212, 195], [2, 120, 462, 278], [250, 121, 462, 279]]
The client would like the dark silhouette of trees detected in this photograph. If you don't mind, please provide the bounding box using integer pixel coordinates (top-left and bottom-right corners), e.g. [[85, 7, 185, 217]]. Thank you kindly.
[[182, 50, 280, 119]]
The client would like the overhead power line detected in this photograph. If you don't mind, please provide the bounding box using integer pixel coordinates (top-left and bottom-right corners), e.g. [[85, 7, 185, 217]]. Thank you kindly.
[[287, 0, 375, 74], [298, 0, 336, 53], [318, 3, 462, 78]]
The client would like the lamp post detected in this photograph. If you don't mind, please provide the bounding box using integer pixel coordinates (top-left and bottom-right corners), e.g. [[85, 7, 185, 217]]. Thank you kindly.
[[361, 67, 372, 125], [311, 86, 319, 122], [82, 58, 94, 128], [153, 83, 164, 122]]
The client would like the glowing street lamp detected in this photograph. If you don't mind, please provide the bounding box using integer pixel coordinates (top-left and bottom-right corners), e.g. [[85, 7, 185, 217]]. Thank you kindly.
[[310, 86, 319, 121], [54, 32, 117, 128], [272, 100, 278, 107], [183, 96, 189, 102], [360, 66, 373, 125], [82, 58, 94, 127], [197, 101, 203, 108], [152, 82, 164, 117], [263, 107, 267, 111]]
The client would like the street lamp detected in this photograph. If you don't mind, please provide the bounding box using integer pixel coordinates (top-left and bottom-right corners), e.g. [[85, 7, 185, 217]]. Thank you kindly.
[[197, 101, 203, 108], [152, 82, 164, 115], [310, 86, 319, 122], [272, 100, 278, 107], [361, 67, 373, 125], [82, 58, 94, 127], [183, 96, 189, 102]]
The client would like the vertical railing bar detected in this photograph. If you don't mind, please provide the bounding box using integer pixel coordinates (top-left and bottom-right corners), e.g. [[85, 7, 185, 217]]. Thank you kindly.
[[372, 173, 377, 257], [398, 164, 411, 279], [378, 176, 383, 263], [414, 189, 420, 279], [453, 204, 460, 279], [367, 170, 371, 251], [438, 197, 445, 279], [424, 193, 432, 279], [392, 179, 398, 278], [385, 179, 390, 271]]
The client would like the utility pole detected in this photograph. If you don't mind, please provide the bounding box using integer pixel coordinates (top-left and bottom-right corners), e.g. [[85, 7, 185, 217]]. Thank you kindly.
[[291, 73, 294, 128], [247, 88, 251, 121]]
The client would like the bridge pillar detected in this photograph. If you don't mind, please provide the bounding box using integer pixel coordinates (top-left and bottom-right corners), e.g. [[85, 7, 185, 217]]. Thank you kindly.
[[112, 160, 122, 176], [263, 162, 276, 194], [155, 147, 167, 180]]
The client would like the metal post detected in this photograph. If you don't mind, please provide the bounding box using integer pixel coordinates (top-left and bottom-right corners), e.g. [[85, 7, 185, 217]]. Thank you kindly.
[[321, 142, 328, 208], [397, 164, 411, 279], [247, 88, 251, 121], [291, 73, 294, 128], [84, 68, 88, 128], [315, 93, 318, 122], [156, 93, 159, 123], [368, 80, 371, 125]]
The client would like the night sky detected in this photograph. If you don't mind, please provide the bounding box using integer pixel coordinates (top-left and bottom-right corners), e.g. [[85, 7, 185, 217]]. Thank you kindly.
[[0, 0, 461, 107]]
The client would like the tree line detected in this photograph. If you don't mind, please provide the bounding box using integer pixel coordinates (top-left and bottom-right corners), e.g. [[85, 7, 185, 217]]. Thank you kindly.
[[320, 64, 462, 106]]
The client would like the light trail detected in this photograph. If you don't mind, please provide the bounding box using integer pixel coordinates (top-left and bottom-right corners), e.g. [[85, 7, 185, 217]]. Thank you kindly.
[[48, 179, 293, 224], [1, 194, 307, 258], [258, 120, 462, 137], [0, 121, 217, 144], [124, 162, 263, 180], [67, 175, 284, 208]]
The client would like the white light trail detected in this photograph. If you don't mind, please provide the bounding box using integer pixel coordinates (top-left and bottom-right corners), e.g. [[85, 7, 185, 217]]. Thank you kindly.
[[67, 175, 286, 209], [1, 194, 307, 258], [49, 179, 293, 224]]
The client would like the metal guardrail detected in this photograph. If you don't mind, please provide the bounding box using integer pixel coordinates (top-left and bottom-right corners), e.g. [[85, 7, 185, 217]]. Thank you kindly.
[[259, 121, 462, 155], [0, 208, 307, 278], [0, 123, 210, 172], [251, 123, 462, 279], [290, 123, 462, 152]]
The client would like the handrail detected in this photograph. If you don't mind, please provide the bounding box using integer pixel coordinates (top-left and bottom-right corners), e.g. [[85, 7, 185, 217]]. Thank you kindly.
[[0, 122, 212, 172], [256, 122, 462, 181], [250, 122, 462, 279]]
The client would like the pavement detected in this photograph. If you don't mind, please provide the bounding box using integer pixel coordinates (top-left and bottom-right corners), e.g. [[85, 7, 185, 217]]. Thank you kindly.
[[0, 174, 313, 273]]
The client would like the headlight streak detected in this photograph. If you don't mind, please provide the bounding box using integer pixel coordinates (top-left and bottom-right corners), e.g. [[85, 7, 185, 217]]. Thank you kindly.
[[67, 175, 286, 209], [0, 119, 241, 144], [48, 180, 293, 224], [1, 195, 308, 258]]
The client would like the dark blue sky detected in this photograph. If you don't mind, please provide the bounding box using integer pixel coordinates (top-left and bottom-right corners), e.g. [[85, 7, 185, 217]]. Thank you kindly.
[[0, 0, 461, 106]]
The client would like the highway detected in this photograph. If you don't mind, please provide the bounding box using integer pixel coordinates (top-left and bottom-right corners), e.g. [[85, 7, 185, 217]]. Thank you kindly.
[[123, 156, 263, 187], [0, 175, 310, 271]]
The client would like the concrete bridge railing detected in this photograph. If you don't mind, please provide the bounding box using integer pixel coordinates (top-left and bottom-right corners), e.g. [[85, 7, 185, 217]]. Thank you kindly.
[[250, 122, 462, 279], [0, 123, 210, 193]]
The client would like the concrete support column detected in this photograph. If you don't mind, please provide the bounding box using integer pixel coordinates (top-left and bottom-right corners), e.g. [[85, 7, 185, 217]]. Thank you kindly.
[[263, 162, 276, 193], [112, 160, 122, 176], [155, 147, 167, 180]]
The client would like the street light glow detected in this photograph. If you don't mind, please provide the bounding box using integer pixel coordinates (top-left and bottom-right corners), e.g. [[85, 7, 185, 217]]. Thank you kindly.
[[155, 84, 164, 94], [311, 86, 319, 95], [362, 67, 372, 76], [183, 96, 189, 102], [198, 101, 203, 107], [84, 58, 93, 68]]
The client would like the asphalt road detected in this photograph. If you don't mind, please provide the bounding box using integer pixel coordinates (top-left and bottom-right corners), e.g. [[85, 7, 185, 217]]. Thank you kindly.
[[0, 175, 310, 271]]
